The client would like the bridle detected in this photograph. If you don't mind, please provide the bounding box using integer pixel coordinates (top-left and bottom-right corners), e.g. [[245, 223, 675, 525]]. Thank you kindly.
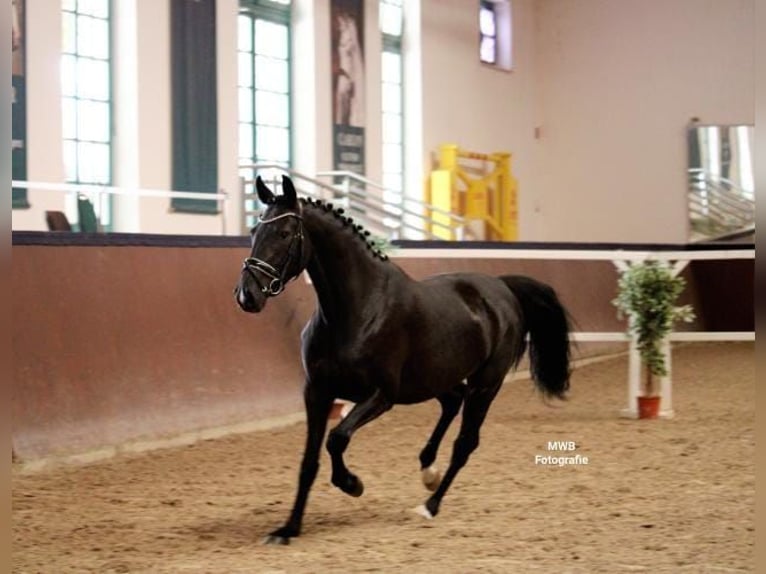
[[242, 211, 305, 297]]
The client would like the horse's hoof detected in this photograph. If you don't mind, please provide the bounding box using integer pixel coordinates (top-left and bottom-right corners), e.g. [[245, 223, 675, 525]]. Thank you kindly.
[[346, 475, 364, 497], [413, 497, 440, 520], [421, 465, 441, 492], [262, 534, 291, 545], [262, 526, 297, 545], [333, 473, 365, 497]]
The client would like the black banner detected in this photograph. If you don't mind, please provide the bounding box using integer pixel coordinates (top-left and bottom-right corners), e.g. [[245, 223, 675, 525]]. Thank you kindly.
[[333, 125, 365, 174], [331, 0, 365, 175]]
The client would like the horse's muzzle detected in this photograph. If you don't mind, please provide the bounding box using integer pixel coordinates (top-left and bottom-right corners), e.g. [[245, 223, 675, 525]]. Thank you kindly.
[[234, 285, 265, 313]]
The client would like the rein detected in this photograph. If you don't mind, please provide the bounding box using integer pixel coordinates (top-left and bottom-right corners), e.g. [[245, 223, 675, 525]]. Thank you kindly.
[[242, 211, 305, 297]]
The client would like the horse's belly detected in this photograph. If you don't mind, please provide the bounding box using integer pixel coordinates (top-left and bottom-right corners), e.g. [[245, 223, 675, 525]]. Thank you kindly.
[[334, 383, 376, 404], [394, 381, 460, 405], [395, 358, 475, 404]]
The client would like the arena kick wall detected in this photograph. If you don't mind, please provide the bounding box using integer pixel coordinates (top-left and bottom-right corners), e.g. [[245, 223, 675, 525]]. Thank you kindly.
[[11, 233, 753, 463]]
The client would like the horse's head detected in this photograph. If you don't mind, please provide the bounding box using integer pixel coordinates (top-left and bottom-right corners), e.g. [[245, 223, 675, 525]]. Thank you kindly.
[[234, 175, 309, 313]]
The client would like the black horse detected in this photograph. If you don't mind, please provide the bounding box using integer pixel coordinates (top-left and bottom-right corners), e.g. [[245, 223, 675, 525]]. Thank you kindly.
[[234, 175, 572, 545]]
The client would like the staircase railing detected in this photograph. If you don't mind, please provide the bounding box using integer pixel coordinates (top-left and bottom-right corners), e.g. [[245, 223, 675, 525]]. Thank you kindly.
[[687, 169, 755, 241], [240, 163, 468, 240]]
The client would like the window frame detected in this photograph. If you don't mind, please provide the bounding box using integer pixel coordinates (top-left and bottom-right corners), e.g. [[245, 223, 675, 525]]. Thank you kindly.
[[479, 0, 498, 65], [380, 0, 404, 207], [61, 0, 114, 229], [238, 0, 292, 168], [239, 0, 293, 228], [479, 0, 512, 71]]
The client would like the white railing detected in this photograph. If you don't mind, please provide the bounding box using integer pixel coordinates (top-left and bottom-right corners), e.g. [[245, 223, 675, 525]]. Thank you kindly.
[[315, 169, 467, 235], [239, 164, 468, 240], [688, 169, 755, 241], [11, 180, 229, 234]]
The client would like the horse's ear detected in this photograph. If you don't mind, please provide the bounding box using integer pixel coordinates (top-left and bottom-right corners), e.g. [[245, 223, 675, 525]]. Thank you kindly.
[[281, 175, 298, 207], [256, 176, 275, 205]]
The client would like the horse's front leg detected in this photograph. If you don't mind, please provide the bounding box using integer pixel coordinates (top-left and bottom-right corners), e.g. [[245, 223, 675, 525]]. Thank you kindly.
[[326, 388, 392, 497], [263, 383, 333, 545]]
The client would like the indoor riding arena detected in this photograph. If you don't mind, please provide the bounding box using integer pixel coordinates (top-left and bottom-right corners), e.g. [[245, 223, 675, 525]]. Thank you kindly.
[[12, 1, 755, 573]]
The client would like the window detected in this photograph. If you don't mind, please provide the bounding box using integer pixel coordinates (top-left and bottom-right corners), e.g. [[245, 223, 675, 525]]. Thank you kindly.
[[239, 0, 291, 226], [62, 0, 112, 226], [479, 1, 497, 64], [479, 0, 512, 71], [380, 0, 403, 206]]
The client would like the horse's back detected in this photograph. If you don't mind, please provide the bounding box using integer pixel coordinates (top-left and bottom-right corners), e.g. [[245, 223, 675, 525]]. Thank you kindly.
[[417, 272, 519, 319]]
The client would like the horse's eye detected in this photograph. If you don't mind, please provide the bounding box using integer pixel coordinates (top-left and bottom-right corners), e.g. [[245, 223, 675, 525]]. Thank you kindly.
[[280, 230, 290, 239]]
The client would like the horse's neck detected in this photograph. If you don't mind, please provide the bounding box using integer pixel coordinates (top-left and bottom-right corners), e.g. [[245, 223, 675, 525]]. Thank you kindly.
[[303, 206, 387, 324]]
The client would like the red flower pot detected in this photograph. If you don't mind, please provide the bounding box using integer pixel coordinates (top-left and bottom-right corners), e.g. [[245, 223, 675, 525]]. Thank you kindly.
[[637, 395, 661, 419]]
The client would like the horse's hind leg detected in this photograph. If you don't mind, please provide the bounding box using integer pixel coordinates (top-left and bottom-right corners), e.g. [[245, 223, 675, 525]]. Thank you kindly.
[[418, 383, 465, 491], [417, 361, 508, 519]]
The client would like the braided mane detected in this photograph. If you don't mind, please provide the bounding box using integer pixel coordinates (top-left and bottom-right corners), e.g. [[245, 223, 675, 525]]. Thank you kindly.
[[300, 196, 389, 261]]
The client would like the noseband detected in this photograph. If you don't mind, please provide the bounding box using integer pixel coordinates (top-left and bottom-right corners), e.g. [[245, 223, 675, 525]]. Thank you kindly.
[[242, 211, 304, 297]]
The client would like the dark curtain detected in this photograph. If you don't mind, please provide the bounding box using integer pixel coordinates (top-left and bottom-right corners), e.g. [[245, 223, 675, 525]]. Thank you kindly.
[[171, 0, 218, 213], [12, 0, 28, 208]]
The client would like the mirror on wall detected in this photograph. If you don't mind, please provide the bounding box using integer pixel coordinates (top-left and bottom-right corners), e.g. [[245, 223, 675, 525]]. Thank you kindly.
[[687, 123, 754, 241]]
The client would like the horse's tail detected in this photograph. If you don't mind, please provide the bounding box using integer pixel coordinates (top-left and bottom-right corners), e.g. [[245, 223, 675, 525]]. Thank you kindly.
[[500, 275, 572, 400]]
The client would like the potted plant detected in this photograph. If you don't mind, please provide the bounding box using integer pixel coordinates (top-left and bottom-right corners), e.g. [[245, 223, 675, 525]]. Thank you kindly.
[[613, 261, 695, 418]]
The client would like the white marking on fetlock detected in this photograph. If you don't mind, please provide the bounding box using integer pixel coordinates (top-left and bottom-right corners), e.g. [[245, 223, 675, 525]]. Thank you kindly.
[[340, 401, 353, 419], [421, 465, 441, 491], [413, 504, 434, 520]]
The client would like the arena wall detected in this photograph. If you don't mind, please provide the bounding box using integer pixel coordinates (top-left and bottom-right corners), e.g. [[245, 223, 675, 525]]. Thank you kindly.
[[11, 233, 753, 463]]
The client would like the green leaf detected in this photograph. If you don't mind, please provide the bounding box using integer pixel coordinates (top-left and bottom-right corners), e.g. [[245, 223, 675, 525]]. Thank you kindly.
[[612, 261, 696, 379]]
